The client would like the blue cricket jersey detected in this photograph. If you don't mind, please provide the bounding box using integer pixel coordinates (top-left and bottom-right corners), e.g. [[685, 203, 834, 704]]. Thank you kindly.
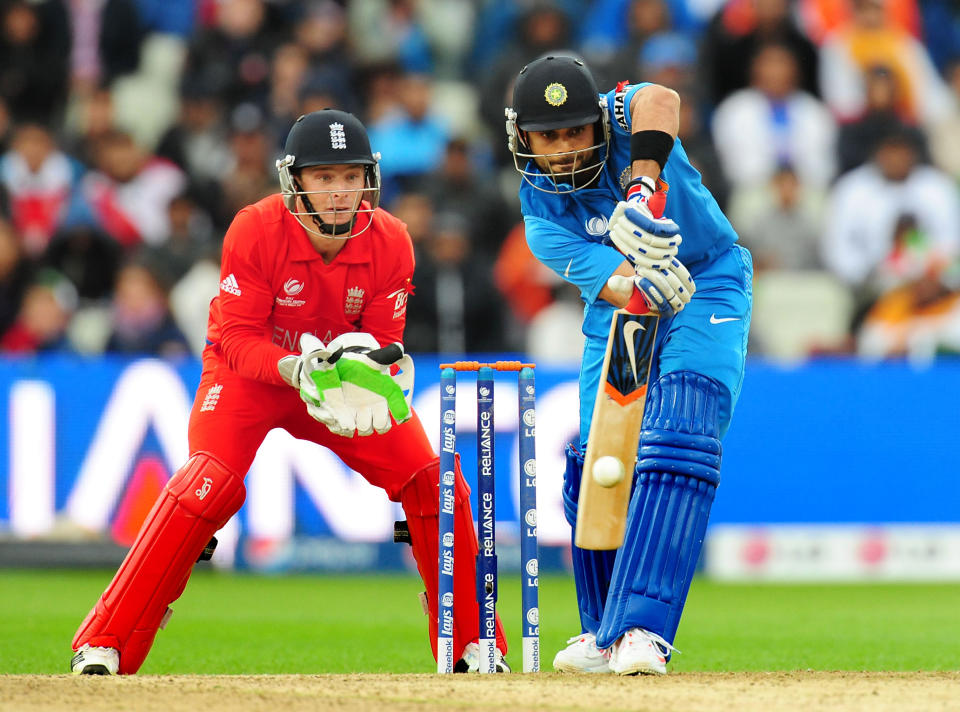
[[519, 83, 749, 443]]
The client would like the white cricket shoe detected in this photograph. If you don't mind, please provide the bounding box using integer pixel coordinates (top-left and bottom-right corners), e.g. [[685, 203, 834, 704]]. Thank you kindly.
[[608, 628, 677, 676], [455, 642, 511, 673], [71, 644, 119, 675], [552, 632, 612, 673]]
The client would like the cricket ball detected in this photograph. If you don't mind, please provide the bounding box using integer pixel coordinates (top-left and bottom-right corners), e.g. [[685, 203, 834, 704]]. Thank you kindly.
[[592, 456, 625, 488]]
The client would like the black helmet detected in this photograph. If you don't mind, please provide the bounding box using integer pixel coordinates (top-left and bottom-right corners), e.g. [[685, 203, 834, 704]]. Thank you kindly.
[[512, 55, 601, 131], [505, 55, 609, 193], [282, 109, 377, 168], [276, 109, 381, 238]]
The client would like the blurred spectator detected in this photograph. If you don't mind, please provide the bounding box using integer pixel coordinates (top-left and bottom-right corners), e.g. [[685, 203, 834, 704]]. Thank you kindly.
[[822, 128, 960, 296], [0, 124, 78, 257], [104, 257, 190, 356], [62, 84, 116, 167], [66, 0, 145, 97], [43, 221, 121, 300], [526, 281, 585, 364], [0, 0, 70, 123], [493, 221, 556, 332], [917, 0, 960, 74], [0, 219, 30, 334], [930, 58, 960, 180], [419, 137, 512, 260], [0, 268, 76, 353], [219, 103, 276, 221], [712, 41, 836, 189], [293, 0, 348, 64], [798, 0, 920, 44], [79, 129, 186, 248], [477, 1, 572, 166], [701, 0, 820, 106], [858, 252, 960, 362], [367, 73, 449, 199], [139, 191, 216, 285], [728, 164, 826, 271], [634, 31, 697, 92], [587, 0, 673, 86], [183, 0, 285, 108], [676, 86, 729, 210], [347, 0, 434, 74], [387, 189, 434, 252], [155, 77, 231, 226], [836, 64, 927, 175], [818, 0, 953, 126], [265, 42, 310, 134], [134, 0, 196, 37], [404, 212, 507, 353]]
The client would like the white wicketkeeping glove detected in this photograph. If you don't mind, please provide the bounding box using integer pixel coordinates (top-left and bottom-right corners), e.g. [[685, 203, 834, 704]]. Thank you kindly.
[[278, 333, 356, 437], [607, 189, 695, 316], [326, 332, 415, 436]]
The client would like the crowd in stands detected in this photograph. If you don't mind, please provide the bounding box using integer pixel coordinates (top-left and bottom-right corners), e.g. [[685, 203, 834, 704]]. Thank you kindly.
[[0, 0, 958, 364]]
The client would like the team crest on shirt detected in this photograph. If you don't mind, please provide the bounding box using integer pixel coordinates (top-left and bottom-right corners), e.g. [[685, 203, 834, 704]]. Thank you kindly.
[[345, 286, 365, 315], [276, 277, 306, 307], [619, 166, 632, 192], [585, 216, 609, 236]]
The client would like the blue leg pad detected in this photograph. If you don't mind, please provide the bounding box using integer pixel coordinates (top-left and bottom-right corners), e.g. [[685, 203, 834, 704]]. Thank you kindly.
[[596, 372, 722, 649], [563, 443, 618, 635]]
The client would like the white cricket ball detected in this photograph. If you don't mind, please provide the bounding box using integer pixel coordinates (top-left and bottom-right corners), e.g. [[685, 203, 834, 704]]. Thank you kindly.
[[592, 456, 625, 488]]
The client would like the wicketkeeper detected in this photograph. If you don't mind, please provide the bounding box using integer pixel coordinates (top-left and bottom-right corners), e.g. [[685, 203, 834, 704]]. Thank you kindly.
[[70, 110, 509, 675]]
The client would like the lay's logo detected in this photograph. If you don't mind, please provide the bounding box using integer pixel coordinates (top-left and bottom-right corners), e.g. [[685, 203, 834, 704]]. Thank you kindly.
[[284, 279, 304, 296]]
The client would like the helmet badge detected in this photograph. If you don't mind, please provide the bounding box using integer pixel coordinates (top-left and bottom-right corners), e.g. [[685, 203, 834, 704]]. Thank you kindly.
[[329, 122, 346, 149], [544, 82, 568, 107]]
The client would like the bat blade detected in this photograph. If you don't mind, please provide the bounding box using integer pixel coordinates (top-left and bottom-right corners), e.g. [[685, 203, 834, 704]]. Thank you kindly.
[[575, 309, 659, 550]]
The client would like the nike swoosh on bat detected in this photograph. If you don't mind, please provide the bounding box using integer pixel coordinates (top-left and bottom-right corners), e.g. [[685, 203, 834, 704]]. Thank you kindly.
[[564, 259, 573, 278], [622, 320, 645, 383], [709, 314, 740, 324]]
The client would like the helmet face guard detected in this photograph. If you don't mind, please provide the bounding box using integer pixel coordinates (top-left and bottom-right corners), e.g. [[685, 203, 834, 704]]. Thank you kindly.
[[277, 154, 381, 239], [505, 54, 610, 194], [505, 105, 610, 194], [277, 109, 382, 240]]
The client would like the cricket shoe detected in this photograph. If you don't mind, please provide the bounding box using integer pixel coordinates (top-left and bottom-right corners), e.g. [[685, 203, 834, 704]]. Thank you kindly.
[[71, 644, 119, 675], [454, 642, 511, 673], [608, 628, 677, 676], [552, 632, 612, 673]]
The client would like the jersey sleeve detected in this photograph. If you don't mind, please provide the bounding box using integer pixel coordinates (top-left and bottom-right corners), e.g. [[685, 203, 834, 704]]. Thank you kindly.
[[357, 224, 415, 346], [606, 82, 648, 138], [216, 207, 290, 386], [524, 215, 626, 304]]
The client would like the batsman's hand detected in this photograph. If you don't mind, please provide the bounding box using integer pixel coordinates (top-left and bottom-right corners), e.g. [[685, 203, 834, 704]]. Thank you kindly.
[[278, 334, 356, 437], [608, 190, 681, 266], [608, 189, 694, 317], [326, 332, 415, 436]]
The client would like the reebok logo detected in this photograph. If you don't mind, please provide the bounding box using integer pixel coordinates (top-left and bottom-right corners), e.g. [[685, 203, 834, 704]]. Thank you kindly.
[[220, 274, 241, 296], [709, 314, 739, 324]]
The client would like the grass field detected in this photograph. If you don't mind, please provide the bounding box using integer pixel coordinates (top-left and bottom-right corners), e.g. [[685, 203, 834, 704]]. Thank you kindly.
[[2, 570, 958, 675]]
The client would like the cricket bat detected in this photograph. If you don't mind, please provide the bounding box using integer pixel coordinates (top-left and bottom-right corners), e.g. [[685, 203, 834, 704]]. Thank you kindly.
[[574, 302, 659, 550]]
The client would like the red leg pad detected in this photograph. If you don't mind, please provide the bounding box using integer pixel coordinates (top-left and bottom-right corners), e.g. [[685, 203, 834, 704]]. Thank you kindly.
[[399, 456, 508, 662], [72, 452, 245, 674]]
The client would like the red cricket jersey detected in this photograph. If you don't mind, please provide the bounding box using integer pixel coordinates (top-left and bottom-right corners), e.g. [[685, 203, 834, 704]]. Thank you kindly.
[[205, 194, 414, 386]]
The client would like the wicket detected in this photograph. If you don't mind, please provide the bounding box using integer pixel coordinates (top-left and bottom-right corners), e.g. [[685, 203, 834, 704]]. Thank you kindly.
[[438, 361, 539, 674]]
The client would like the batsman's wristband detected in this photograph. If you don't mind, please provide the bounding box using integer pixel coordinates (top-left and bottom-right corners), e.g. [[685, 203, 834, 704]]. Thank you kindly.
[[629, 129, 674, 171]]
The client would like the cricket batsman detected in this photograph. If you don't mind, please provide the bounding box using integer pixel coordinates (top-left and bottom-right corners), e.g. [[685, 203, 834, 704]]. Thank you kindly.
[[70, 109, 509, 675], [505, 55, 752, 674]]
